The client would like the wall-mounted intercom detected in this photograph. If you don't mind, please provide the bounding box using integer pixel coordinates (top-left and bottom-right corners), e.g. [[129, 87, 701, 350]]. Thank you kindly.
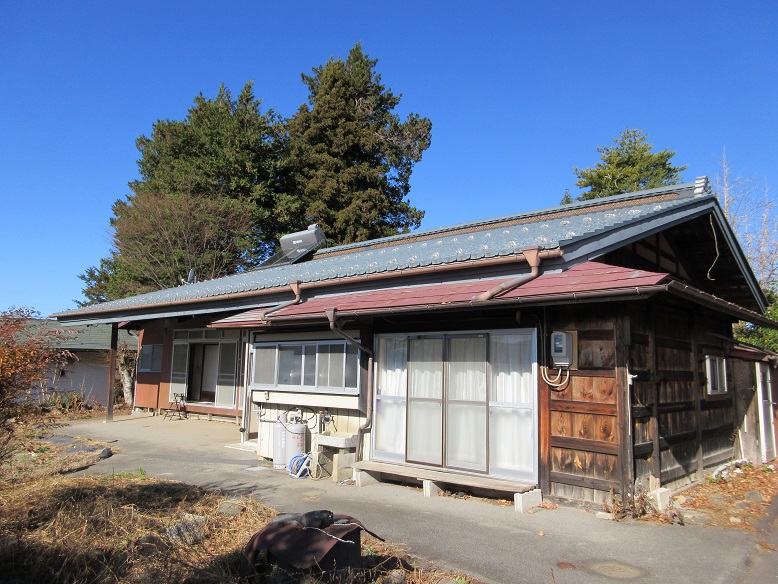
[[550, 330, 576, 368]]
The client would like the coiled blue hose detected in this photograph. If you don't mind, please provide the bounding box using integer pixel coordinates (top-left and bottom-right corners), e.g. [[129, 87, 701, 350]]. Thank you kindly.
[[288, 453, 310, 478]]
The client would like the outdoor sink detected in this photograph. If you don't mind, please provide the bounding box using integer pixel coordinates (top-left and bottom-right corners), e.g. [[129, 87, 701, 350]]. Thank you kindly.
[[312, 431, 358, 449]]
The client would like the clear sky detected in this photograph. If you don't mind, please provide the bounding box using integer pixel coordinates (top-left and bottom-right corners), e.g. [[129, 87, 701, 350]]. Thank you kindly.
[[1, 1, 775, 317]]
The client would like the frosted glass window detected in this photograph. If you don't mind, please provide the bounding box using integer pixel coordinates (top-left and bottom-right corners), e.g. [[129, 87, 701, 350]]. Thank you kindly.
[[253, 346, 276, 386], [446, 403, 487, 470], [278, 345, 302, 385], [489, 407, 534, 476], [374, 399, 406, 455], [345, 344, 359, 388], [318, 344, 345, 388], [407, 401, 442, 464]]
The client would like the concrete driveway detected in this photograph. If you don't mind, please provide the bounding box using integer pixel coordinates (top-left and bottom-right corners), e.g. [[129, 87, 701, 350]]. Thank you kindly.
[[58, 414, 777, 584]]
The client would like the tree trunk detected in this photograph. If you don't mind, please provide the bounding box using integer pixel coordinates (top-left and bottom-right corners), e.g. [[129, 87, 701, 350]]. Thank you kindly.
[[119, 362, 134, 408]]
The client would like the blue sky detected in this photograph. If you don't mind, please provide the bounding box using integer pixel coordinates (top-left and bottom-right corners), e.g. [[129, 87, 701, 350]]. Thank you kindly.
[[1, 1, 775, 317]]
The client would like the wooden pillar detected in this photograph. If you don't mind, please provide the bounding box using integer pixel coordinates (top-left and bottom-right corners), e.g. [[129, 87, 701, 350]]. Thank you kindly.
[[615, 313, 634, 498], [648, 306, 661, 483], [105, 322, 118, 422], [538, 375, 551, 494], [692, 312, 704, 481]]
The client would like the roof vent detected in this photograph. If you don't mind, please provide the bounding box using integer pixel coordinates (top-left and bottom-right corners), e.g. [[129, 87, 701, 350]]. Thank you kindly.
[[694, 176, 711, 196]]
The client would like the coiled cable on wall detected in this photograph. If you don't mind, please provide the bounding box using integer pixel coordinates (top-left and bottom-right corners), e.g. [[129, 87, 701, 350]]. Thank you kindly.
[[540, 365, 570, 390]]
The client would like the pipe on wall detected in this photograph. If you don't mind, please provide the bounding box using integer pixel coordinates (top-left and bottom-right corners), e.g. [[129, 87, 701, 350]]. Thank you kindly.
[[325, 307, 374, 462], [473, 247, 542, 302]]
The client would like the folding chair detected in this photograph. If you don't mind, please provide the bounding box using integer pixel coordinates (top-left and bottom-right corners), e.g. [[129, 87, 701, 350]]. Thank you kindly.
[[164, 393, 187, 420]]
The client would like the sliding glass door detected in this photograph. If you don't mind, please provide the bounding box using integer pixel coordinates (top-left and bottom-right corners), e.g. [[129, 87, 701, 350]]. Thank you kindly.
[[373, 329, 537, 482]]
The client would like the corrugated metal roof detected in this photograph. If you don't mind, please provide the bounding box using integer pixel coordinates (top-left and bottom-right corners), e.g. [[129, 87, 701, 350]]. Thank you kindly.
[[54, 182, 707, 320], [28, 320, 136, 350], [219, 262, 669, 323]]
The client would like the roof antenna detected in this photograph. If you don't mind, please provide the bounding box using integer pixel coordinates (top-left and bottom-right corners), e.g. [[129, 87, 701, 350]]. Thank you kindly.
[[187, 268, 197, 284]]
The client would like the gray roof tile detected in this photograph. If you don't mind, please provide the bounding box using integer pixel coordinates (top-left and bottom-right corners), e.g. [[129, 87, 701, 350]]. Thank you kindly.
[[55, 182, 707, 318]]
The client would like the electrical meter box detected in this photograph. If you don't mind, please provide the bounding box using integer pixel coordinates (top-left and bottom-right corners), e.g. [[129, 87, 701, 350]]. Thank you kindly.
[[551, 331, 573, 367]]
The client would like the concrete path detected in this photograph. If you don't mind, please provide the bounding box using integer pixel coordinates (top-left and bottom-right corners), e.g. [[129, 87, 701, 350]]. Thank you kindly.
[[57, 414, 777, 584]]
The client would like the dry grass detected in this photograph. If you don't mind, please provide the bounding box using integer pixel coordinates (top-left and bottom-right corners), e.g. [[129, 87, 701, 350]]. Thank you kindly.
[[0, 421, 474, 584]]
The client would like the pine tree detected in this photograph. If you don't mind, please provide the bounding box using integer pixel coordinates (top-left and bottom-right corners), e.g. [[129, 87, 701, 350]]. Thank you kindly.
[[572, 129, 686, 201], [282, 44, 431, 244]]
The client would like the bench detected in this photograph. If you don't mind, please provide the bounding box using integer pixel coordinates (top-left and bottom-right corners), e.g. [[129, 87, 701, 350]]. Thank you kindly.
[[352, 460, 542, 513]]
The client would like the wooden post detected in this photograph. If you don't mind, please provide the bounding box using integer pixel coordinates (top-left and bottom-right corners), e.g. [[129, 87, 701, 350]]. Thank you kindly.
[[105, 322, 118, 422], [615, 314, 634, 498], [692, 312, 704, 481], [538, 375, 551, 494], [648, 305, 661, 483]]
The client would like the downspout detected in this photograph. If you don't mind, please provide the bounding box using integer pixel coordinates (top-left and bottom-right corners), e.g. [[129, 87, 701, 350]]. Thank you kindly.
[[473, 246, 543, 302], [325, 308, 374, 462], [262, 281, 302, 319]]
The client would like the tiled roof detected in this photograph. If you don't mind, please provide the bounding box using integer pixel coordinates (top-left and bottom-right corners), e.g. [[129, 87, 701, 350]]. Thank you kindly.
[[54, 181, 709, 319], [218, 262, 669, 323]]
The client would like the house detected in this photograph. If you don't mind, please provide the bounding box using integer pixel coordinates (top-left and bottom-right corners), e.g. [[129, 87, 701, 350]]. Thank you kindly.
[[53, 177, 778, 504], [27, 320, 136, 407]]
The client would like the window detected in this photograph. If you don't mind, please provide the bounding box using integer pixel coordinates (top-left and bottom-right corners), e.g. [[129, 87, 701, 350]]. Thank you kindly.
[[138, 344, 163, 372], [251, 341, 359, 394], [705, 356, 728, 395]]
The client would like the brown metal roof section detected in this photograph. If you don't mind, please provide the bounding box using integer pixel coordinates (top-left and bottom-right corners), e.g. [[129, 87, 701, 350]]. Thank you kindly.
[[213, 262, 669, 326]]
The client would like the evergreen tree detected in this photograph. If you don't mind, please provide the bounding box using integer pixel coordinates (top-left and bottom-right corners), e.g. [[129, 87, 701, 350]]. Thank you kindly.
[[571, 129, 686, 201], [80, 83, 284, 302], [282, 44, 431, 244], [79, 45, 431, 304]]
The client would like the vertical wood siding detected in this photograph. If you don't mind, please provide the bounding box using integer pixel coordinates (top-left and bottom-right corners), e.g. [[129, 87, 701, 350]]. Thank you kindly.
[[630, 304, 736, 492]]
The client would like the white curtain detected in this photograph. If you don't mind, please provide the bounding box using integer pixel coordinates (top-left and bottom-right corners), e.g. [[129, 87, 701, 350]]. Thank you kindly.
[[374, 337, 408, 456], [446, 336, 487, 470], [407, 338, 443, 463], [490, 334, 534, 404], [447, 336, 486, 401], [376, 337, 407, 397], [489, 333, 536, 479], [408, 338, 443, 398]]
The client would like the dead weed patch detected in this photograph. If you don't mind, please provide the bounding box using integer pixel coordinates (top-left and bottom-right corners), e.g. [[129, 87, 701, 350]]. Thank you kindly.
[[0, 426, 475, 583], [677, 461, 778, 531]]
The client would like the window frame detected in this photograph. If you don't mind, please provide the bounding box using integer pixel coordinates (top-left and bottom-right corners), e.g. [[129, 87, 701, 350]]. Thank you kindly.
[[705, 355, 729, 396], [138, 344, 164, 372], [250, 340, 360, 395]]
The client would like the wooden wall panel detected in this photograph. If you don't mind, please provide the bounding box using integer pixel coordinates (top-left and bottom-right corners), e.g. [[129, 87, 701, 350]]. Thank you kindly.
[[551, 375, 617, 404], [543, 308, 622, 502]]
